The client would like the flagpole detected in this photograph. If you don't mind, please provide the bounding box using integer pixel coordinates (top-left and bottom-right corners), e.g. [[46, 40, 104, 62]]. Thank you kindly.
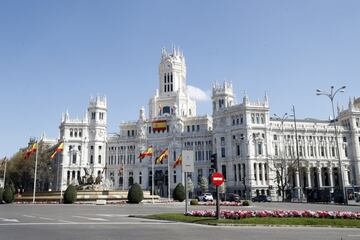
[[32, 141, 39, 204], [151, 153, 154, 204], [59, 155, 64, 203], [167, 148, 170, 202]]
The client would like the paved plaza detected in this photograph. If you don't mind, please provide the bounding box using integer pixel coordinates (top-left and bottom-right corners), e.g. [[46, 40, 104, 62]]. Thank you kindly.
[[0, 202, 359, 240]]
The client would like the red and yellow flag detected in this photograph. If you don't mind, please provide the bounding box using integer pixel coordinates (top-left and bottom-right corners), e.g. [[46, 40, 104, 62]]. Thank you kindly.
[[155, 148, 168, 164], [138, 146, 153, 160], [173, 154, 182, 169], [50, 142, 64, 159], [24, 143, 37, 159]]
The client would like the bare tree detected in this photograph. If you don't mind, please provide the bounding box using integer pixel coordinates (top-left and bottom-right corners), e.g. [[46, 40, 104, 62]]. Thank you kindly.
[[199, 176, 208, 193]]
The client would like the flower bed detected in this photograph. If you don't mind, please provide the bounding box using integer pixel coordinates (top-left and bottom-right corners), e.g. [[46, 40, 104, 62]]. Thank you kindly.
[[197, 201, 243, 206], [186, 210, 360, 220]]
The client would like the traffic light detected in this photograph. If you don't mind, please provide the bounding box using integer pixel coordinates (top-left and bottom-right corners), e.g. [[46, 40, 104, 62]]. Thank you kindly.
[[210, 153, 217, 171]]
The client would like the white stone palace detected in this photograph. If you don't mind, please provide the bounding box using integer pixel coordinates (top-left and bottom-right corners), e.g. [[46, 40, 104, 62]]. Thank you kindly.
[[55, 47, 360, 200]]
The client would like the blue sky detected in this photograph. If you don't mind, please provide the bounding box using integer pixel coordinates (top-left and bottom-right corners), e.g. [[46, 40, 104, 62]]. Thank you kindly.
[[1, 0, 359, 158]]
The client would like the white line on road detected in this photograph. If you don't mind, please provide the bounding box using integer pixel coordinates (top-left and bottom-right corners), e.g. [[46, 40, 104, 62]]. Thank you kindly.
[[72, 216, 110, 221], [348, 235, 360, 237], [0, 218, 19, 223], [95, 214, 129, 217], [22, 215, 37, 218], [0, 221, 178, 226], [38, 217, 55, 221]]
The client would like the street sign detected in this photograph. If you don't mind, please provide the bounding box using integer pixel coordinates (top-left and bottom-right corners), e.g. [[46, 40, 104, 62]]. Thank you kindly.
[[182, 150, 194, 173], [211, 172, 224, 186]]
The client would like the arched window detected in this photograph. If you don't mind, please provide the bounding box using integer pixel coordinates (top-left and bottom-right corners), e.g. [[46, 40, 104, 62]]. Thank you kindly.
[[70, 129, 73, 137], [163, 106, 171, 114]]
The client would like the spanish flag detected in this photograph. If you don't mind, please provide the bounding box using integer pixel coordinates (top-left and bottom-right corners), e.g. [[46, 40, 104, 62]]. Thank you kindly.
[[172, 154, 182, 169], [138, 146, 153, 160], [155, 148, 168, 164], [50, 142, 64, 159], [24, 143, 37, 159]]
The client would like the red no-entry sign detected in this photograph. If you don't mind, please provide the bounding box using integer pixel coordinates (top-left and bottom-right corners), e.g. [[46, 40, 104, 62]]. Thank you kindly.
[[211, 172, 224, 186]]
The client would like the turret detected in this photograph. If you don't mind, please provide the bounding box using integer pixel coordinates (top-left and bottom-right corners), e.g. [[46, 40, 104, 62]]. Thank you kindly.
[[159, 46, 186, 96], [212, 81, 235, 113]]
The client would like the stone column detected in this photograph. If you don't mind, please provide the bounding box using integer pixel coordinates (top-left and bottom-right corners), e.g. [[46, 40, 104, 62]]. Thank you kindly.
[[344, 169, 350, 186], [255, 163, 260, 186], [317, 167, 323, 188], [307, 168, 312, 188], [261, 163, 266, 185], [329, 167, 334, 192]]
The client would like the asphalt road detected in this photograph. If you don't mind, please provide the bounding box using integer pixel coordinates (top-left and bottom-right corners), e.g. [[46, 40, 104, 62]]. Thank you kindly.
[[0, 203, 359, 240]]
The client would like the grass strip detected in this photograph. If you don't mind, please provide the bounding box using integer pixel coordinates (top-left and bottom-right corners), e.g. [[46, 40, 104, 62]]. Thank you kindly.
[[144, 213, 360, 228]]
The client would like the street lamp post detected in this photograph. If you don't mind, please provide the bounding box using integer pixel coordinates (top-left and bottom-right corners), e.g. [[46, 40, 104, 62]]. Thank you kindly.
[[316, 85, 347, 204]]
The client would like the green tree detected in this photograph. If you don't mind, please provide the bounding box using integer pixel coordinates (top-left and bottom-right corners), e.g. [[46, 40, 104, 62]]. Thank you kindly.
[[63, 185, 77, 204], [3, 186, 15, 203], [173, 183, 185, 202], [127, 183, 143, 203]]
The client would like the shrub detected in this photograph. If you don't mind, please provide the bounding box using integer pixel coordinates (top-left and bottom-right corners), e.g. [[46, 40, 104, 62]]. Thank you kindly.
[[242, 200, 250, 206], [190, 199, 198, 205], [63, 185, 77, 204], [173, 183, 186, 202], [0, 188, 4, 203], [3, 187, 15, 204], [127, 183, 143, 204]]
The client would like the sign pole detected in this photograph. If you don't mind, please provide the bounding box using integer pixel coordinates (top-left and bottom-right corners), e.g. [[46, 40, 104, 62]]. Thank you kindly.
[[216, 185, 220, 220], [211, 172, 224, 220], [185, 172, 188, 214], [152, 154, 154, 204]]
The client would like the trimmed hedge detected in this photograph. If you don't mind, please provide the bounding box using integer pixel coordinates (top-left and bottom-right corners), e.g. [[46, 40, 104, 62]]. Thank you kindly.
[[63, 185, 77, 204], [242, 200, 250, 206], [190, 199, 198, 205], [3, 187, 15, 204], [127, 183, 143, 204], [173, 183, 186, 202]]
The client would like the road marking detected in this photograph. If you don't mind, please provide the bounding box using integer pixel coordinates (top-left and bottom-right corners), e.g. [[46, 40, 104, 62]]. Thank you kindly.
[[22, 215, 37, 218], [58, 219, 76, 224], [348, 235, 360, 237], [0, 218, 19, 223], [0, 221, 178, 226], [95, 214, 129, 217], [38, 217, 55, 221], [72, 216, 109, 221]]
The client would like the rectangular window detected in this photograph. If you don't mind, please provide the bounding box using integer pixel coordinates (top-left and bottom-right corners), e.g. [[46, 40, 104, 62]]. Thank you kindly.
[[254, 163, 257, 180], [196, 125, 200, 131], [222, 165, 227, 180], [345, 147, 348, 157], [90, 155, 93, 164], [221, 147, 226, 158], [237, 145, 240, 156], [273, 135, 278, 140], [72, 154, 77, 164], [98, 155, 101, 164], [187, 126, 190, 132], [192, 125, 195, 132], [343, 137, 347, 142], [233, 165, 237, 182], [257, 143, 262, 155]]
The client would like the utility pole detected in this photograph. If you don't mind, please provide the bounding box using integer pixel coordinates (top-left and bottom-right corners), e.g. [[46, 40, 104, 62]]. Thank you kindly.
[[316, 86, 347, 204], [292, 105, 302, 202]]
